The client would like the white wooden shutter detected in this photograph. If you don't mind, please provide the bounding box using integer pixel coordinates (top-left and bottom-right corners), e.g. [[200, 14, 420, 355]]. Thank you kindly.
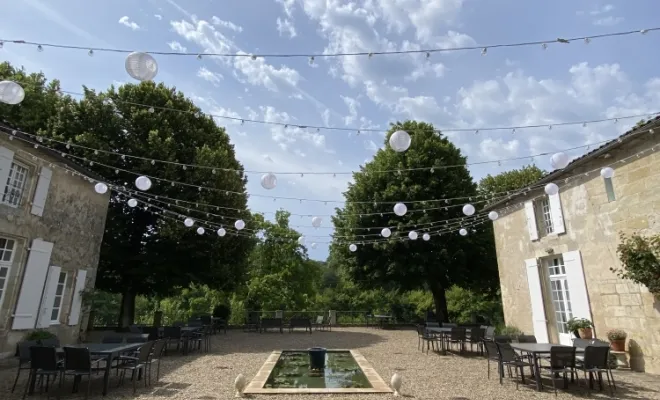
[[12, 239, 54, 330], [525, 258, 549, 343], [563, 251, 592, 323], [548, 192, 566, 234], [31, 167, 52, 216], [523, 201, 539, 241], [36, 266, 61, 328], [0, 146, 15, 196], [68, 269, 88, 326]]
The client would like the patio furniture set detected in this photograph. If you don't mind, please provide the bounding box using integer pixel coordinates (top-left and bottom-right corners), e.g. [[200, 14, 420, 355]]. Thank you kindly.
[[243, 313, 331, 333]]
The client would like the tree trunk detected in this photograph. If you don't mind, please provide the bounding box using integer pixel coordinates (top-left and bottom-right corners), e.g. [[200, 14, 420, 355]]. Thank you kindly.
[[118, 289, 136, 328], [428, 280, 449, 323]]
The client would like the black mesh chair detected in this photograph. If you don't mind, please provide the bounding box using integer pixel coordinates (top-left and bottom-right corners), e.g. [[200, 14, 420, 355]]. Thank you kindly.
[[483, 340, 502, 379], [467, 328, 485, 355], [117, 341, 155, 393], [162, 327, 184, 354], [540, 346, 577, 395], [447, 327, 467, 353], [23, 346, 61, 399], [576, 345, 616, 395], [495, 342, 534, 389], [416, 325, 441, 354], [147, 340, 168, 384], [516, 335, 537, 343], [39, 337, 61, 348], [61, 347, 102, 399], [494, 335, 513, 343], [11, 340, 38, 393]]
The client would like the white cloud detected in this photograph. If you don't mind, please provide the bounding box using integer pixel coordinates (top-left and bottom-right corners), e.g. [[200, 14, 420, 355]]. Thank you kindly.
[[167, 41, 187, 52], [593, 16, 624, 26], [364, 139, 381, 153], [294, 149, 307, 157], [118, 16, 140, 31], [211, 16, 243, 32], [341, 96, 360, 125], [577, 4, 623, 26], [276, 0, 296, 18], [233, 52, 301, 91], [261, 106, 329, 151], [478, 138, 520, 160], [196, 66, 224, 85], [154, 14, 163, 20], [276, 17, 297, 38]]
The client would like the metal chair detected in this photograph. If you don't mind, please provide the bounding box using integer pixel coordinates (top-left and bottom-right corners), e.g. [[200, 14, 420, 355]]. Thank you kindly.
[[576, 345, 616, 395], [11, 340, 38, 393], [22, 346, 61, 399], [447, 327, 466, 353], [147, 340, 168, 385], [116, 341, 155, 393], [540, 346, 577, 396], [61, 347, 102, 400], [467, 328, 485, 355], [495, 342, 534, 389]]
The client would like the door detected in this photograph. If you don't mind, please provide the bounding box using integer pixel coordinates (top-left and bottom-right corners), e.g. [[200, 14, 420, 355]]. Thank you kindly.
[[546, 256, 574, 345]]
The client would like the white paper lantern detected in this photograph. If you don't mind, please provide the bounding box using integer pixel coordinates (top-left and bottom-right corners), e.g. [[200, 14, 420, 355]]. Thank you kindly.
[[600, 167, 614, 179], [127, 198, 138, 208], [0, 81, 26, 105], [393, 202, 407, 216], [488, 211, 499, 221], [196, 227, 205, 235], [459, 228, 468, 236], [550, 152, 570, 169], [422, 233, 430, 241], [297, 236, 305, 245], [408, 231, 418, 240], [235, 219, 246, 230], [312, 216, 322, 228], [462, 204, 475, 216], [125, 52, 158, 81], [135, 176, 152, 191], [544, 182, 559, 196], [381, 228, 392, 238], [94, 182, 108, 194], [349, 243, 357, 252], [184, 218, 194, 227], [260, 172, 277, 190], [389, 130, 411, 152], [311, 242, 317, 249], [217, 228, 226, 237]]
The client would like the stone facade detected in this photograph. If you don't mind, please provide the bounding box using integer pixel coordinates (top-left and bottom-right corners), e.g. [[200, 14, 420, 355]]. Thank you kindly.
[[492, 128, 660, 374], [0, 135, 109, 356]]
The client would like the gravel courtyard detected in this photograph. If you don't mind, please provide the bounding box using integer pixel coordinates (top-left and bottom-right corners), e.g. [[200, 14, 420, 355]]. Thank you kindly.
[[1, 327, 658, 399]]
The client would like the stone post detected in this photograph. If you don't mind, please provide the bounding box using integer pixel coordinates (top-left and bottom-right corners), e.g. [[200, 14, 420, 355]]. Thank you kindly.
[[329, 310, 337, 325], [275, 310, 283, 319]]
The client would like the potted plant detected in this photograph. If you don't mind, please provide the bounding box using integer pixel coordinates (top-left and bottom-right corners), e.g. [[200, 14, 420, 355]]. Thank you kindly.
[[607, 329, 627, 351], [567, 317, 593, 339]]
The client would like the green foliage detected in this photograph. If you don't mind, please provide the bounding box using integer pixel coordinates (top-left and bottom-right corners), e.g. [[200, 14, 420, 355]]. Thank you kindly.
[[24, 330, 57, 341], [607, 329, 627, 341], [478, 164, 545, 196], [445, 286, 504, 324], [330, 121, 499, 320], [566, 317, 593, 331], [497, 325, 523, 336], [614, 233, 660, 295]]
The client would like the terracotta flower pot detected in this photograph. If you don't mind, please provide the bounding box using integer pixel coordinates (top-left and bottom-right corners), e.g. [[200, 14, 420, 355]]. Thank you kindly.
[[578, 327, 593, 339], [610, 339, 626, 352]]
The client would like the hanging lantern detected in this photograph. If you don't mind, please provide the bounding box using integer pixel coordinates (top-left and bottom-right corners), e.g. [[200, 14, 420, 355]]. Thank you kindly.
[[235, 219, 246, 230], [408, 231, 418, 240], [135, 176, 152, 191], [196, 227, 205, 235], [349, 243, 357, 252], [389, 130, 411, 152], [422, 233, 430, 241], [260, 172, 277, 190], [488, 211, 499, 221], [462, 204, 475, 216], [125, 52, 158, 81], [550, 152, 570, 169], [600, 167, 614, 179], [184, 218, 195, 227], [217, 228, 226, 237], [94, 182, 108, 194], [459, 228, 468, 236], [381, 228, 391, 238], [311, 243, 317, 249], [544, 183, 559, 196], [0, 81, 26, 105], [393, 202, 407, 216], [127, 198, 138, 208], [312, 216, 322, 228], [297, 236, 305, 245]]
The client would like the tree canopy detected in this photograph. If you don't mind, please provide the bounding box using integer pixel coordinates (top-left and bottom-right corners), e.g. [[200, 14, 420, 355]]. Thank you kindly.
[[478, 164, 545, 195], [1, 63, 254, 325], [330, 120, 498, 321]]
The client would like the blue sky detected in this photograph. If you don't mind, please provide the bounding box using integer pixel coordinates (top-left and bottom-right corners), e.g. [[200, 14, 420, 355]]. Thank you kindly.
[[2, 0, 660, 260]]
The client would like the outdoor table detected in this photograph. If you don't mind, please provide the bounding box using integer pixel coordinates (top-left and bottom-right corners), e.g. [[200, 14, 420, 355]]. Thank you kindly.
[[425, 327, 473, 353], [372, 315, 392, 329], [26, 343, 144, 396], [509, 343, 585, 392]]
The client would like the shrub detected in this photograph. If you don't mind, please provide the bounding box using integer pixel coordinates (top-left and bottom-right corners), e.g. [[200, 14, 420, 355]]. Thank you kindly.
[[497, 325, 522, 336], [607, 329, 627, 341], [614, 233, 660, 296], [566, 317, 593, 331], [24, 330, 56, 341]]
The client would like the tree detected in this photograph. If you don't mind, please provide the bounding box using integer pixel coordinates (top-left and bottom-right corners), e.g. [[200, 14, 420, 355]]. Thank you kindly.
[[478, 164, 545, 196], [330, 121, 498, 322], [1, 63, 254, 326], [614, 233, 660, 296]]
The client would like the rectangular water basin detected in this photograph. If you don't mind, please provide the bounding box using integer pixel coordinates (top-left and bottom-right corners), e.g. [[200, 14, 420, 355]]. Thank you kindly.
[[244, 349, 392, 394]]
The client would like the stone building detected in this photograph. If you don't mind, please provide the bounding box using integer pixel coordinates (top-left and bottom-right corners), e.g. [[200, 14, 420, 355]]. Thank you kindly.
[[0, 130, 109, 357], [488, 118, 660, 373]]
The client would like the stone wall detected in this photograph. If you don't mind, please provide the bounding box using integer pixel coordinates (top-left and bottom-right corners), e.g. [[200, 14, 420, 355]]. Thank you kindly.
[[493, 132, 660, 373], [0, 137, 109, 355]]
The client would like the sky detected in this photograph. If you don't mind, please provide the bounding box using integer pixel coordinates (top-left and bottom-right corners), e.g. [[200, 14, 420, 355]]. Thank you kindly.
[[2, 0, 660, 260]]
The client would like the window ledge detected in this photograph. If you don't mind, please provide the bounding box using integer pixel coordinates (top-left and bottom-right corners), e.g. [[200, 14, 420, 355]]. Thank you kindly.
[[49, 321, 61, 326]]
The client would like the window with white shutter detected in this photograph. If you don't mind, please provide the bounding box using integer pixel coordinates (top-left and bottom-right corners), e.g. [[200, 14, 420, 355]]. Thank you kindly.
[[51, 271, 67, 323], [525, 258, 549, 343], [524, 201, 539, 241], [563, 250, 592, 325], [0, 237, 17, 308], [548, 192, 566, 235], [2, 161, 29, 207], [12, 239, 54, 330], [68, 269, 88, 326], [30, 167, 52, 216], [0, 147, 15, 206]]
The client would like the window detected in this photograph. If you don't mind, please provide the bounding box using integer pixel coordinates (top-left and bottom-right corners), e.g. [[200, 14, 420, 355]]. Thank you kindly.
[[537, 197, 555, 235], [547, 256, 573, 335], [2, 162, 29, 207], [0, 237, 16, 307], [50, 271, 67, 323], [604, 177, 616, 202]]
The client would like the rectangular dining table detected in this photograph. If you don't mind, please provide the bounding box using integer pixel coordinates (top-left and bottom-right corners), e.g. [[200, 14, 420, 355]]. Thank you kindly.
[[509, 343, 585, 392]]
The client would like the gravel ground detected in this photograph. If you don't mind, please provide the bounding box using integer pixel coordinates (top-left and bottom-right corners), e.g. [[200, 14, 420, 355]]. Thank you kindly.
[[1, 327, 658, 399]]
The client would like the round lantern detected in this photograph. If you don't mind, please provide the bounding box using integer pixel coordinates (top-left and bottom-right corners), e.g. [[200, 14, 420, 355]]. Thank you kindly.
[[381, 228, 391, 238], [125, 52, 159, 81], [459, 228, 468, 236], [217, 228, 226, 237], [311, 243, 317, 249], [544, 183, 559, 196], [389, 130, 411, 152], [0, 81, 26, 105], [349, 243, 357, 252], [488, 211, 499, 221], [550, 152, 570, 169], [297, 236, 305, 245], [393, 202, 407, 216], [462, 204, 475, 216], [196, 227, 205, 235], [312, 216, 322, 228], [235, 219, 246, 230], [408, 231, 418, 240], [127, 198, 138, 208], [135, 176, 152, 191], [422, 233, 430, 241], [260, 172, 277, 190], [94, 182, 108, 194], [600, 167, 614, 179], [184, 218, 194, 227]]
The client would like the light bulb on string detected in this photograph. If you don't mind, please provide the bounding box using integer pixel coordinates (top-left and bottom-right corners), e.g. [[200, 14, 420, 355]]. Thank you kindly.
[[312, 216, 322, 228], [260, 172, 277, 190], [349, 243, 357, 252]]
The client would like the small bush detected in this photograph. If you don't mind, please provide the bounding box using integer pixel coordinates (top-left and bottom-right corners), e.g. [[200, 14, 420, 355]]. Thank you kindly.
[[24, 330, 56, 341], [607, 329, 627, 341]]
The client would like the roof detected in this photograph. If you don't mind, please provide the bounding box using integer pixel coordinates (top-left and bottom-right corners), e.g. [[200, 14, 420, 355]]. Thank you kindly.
[[483, 115, 660, 211], [0, 121, 107, 182]]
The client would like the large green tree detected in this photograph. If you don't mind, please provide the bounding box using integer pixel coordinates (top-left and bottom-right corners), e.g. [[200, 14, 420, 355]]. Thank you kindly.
[[330, 121, 498, 322], [1, 63, 254, 326], [478, 164, 545, 196]]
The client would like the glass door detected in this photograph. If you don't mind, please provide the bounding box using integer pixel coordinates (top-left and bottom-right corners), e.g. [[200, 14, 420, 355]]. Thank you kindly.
[[546, 256, 573, 345]]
